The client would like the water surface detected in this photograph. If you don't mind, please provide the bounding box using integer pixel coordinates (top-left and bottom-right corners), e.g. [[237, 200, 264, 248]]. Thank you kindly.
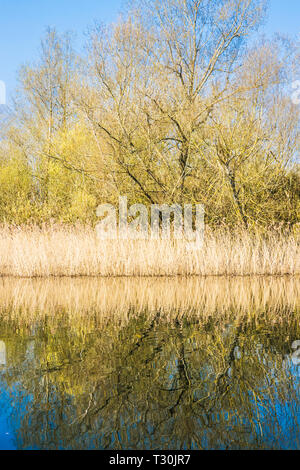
[[0, 277, 299, 450]]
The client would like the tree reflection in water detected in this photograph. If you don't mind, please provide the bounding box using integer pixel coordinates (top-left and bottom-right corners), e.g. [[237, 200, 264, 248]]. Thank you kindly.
[[0, 278, 299, 449]]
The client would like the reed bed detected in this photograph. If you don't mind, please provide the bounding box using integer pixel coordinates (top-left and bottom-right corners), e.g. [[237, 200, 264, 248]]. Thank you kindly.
[[0, 224, 299, 277]]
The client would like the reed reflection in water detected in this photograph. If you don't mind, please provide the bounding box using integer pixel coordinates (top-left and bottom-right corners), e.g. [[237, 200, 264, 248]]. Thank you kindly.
[[0, 277, 299, 449]]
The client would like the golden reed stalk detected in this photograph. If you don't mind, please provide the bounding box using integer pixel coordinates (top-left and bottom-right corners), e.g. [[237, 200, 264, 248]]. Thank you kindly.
[[0, 224, 299, 278]]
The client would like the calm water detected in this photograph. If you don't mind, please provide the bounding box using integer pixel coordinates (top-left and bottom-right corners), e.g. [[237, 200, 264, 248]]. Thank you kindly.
[[0, 278, 299, 450]]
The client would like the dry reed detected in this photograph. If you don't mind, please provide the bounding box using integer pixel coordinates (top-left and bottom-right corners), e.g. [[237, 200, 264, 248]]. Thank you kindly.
[[0, 224, 299, 277]]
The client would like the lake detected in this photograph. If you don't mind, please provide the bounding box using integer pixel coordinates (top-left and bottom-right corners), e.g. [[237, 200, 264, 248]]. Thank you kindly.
[[0, 277, 299, 450]]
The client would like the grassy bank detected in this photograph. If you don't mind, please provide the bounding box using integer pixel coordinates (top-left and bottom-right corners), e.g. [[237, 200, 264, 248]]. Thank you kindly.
[[0, 225, 299, 277]]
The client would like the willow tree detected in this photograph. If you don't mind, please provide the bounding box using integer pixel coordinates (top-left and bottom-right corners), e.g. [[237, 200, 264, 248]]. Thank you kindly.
[[14, 28, 78, 204], [2, 29, 101, 222], [80, 0, 267, 204], [196, 41, 300, 226], [2, 0, 298, 226]]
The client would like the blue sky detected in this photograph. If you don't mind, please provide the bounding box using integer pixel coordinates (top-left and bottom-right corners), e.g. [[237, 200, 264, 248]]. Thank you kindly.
[[0, 0, 299, 100]]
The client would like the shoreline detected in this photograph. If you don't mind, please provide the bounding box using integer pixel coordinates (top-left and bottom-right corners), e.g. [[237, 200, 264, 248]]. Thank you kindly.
[[0, 273, 299, 279]]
